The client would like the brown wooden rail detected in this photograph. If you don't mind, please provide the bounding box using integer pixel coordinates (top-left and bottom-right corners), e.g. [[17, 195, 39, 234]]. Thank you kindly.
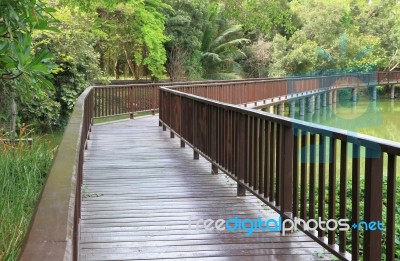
[[19, 87, 93, 261], [159, 72, 400, 261], [91, 78, 277, 118], [19, 70, 400, 261], [91, 71, 398, 120]]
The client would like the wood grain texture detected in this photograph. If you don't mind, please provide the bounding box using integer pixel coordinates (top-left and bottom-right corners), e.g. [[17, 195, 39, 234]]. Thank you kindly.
[[80, 116, 332, 261]]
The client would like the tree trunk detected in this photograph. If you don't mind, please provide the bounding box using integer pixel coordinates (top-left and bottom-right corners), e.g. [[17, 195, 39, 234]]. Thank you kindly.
[[122, 43, 139, 80], [11, 98, 17, 142], [114, 59, 120, 79]]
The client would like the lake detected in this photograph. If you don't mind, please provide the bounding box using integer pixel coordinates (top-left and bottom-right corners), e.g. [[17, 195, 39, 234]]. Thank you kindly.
[[292, 96, 400, 143]]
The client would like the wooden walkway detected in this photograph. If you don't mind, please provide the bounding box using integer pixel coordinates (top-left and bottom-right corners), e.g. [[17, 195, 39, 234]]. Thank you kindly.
[[80, 116, 332, 261]]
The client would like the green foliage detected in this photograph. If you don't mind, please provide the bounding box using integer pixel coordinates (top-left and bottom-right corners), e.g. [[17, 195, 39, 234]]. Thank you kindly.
[[66, 0, 170, 80], [243, 36, 272, 78], [164, 0, 207, 80], [0, 0, 57, 93], [187, 50, 204, 80], [0, 135, 56, 260], [337, 176, 400, 260], [266, 0, 395, 76], [221, 0, 295, 38], [18, 93, 61, 132], [269, 31, 317, 76], [200, 5, 249, 79], [32, 6, 104, 130], [0, 0, 58, 135]]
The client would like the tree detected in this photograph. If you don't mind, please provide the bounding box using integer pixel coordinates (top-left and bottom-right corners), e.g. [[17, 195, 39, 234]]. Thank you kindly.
[[31, 5, 105, 130], [268, 0, 388, 76], [0, 0, 57, 136], [220, 0, 295, 38], [66, 0, 170, 80], [164, 0, 207, 81], [269, 31, 317, 76], [244, 36, 272, 77], [200, 4, 250, 79]]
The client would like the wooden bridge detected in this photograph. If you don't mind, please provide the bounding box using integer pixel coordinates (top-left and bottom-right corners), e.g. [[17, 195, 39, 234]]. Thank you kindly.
[[20, 71, 400, 261]]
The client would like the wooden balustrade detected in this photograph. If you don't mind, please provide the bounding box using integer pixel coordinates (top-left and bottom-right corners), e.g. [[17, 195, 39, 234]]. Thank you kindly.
[[19, 70, 400, 261]]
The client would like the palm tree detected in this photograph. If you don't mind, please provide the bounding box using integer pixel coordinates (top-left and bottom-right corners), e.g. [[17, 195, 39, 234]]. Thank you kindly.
[[200, 6, 250, 79]]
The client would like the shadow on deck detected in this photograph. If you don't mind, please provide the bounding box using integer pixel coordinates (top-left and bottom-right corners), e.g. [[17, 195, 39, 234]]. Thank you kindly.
[[80, 116, 332, 261]]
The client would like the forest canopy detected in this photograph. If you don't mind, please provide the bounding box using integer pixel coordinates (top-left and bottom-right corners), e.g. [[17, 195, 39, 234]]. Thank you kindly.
[[1, 0, 400, 131]]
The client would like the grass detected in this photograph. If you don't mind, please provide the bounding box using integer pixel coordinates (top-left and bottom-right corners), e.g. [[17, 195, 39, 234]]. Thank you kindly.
[[0, 129, 60, 260]]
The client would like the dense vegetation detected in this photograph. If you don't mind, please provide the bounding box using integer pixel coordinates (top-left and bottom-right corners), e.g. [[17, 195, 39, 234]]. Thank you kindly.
[[1, 0, 400, 131], [0, 132, 58, 260], [1, 0, 400, 260]]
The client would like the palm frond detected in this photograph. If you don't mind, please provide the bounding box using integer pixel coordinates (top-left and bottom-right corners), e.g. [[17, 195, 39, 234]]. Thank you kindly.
[[201, 52, 222, 62], [212, 25, 243, 47], [214, 38, 250, 53]]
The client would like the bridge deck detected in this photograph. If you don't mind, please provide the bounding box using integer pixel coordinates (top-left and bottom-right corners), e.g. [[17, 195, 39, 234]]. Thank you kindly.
[[80, 116, 331, 261]]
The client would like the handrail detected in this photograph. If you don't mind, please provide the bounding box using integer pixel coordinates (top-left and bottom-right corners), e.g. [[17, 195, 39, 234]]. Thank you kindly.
[[19, 86, 94, 261], [159, 71, 400, 261], [18, 70, 400, 261]]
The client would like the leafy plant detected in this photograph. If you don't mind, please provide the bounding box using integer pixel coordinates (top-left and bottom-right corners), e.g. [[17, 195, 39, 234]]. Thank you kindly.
[[0, 131, 56, 260]]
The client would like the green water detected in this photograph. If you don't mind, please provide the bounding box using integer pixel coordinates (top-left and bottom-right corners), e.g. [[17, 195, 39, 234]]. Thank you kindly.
[[293, 97, 400, 143]]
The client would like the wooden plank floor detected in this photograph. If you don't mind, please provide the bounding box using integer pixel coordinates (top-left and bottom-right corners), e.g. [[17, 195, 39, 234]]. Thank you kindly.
[[80, 116, 333, 261]]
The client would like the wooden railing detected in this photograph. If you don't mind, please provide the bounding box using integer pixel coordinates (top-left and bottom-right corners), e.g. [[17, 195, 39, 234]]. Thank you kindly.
[[377, 70, 400, 84], [19, 71, 400, 261], [159, 72, 400, 261], [91, 79, 271, 118], [19, 87, 93, 261]]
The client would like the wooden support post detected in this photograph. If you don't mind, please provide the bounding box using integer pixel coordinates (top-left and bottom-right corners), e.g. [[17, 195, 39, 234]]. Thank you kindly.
[[322, 92, 327, 107], [306, 96, 315, 113], [278, 103, 285, 116], [180, 140, 185, 148], [280, 125, 293, 230], [211, 164, 218, 175], [299, 98, 305, 116], [390, 85, 395, 99], [351, 88, 357, 102], [237, 114, 247, 196], [170, 131, 175, 138], [315, 94, 321, 110], [363, 148, 383, 261], [290, 101, 295, 118], [328, 91, 333, 105], [194, 150, 199, 160], [371, 86, 377, 101], [163, 125, 166, 131]]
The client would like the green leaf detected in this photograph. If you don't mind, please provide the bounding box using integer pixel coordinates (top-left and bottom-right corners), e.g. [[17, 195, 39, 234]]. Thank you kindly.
[[0, 42, 9, 52], [30, 64, 50, 73], [0, 26, 8, 36]]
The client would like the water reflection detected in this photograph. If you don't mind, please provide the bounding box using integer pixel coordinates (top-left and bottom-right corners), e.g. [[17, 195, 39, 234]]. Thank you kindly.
[[291, 97, 399, 142]]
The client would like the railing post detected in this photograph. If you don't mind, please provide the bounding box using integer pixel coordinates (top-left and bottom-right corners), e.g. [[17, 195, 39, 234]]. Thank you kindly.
[[129, 86, 135, 119], [193, 100, 199, 160], [152, 84, 157, 115], [237, 113, 247, 196], [363, 147, 383, 261], [211, 164, 218, 175], [280, 125, 293, 217]]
